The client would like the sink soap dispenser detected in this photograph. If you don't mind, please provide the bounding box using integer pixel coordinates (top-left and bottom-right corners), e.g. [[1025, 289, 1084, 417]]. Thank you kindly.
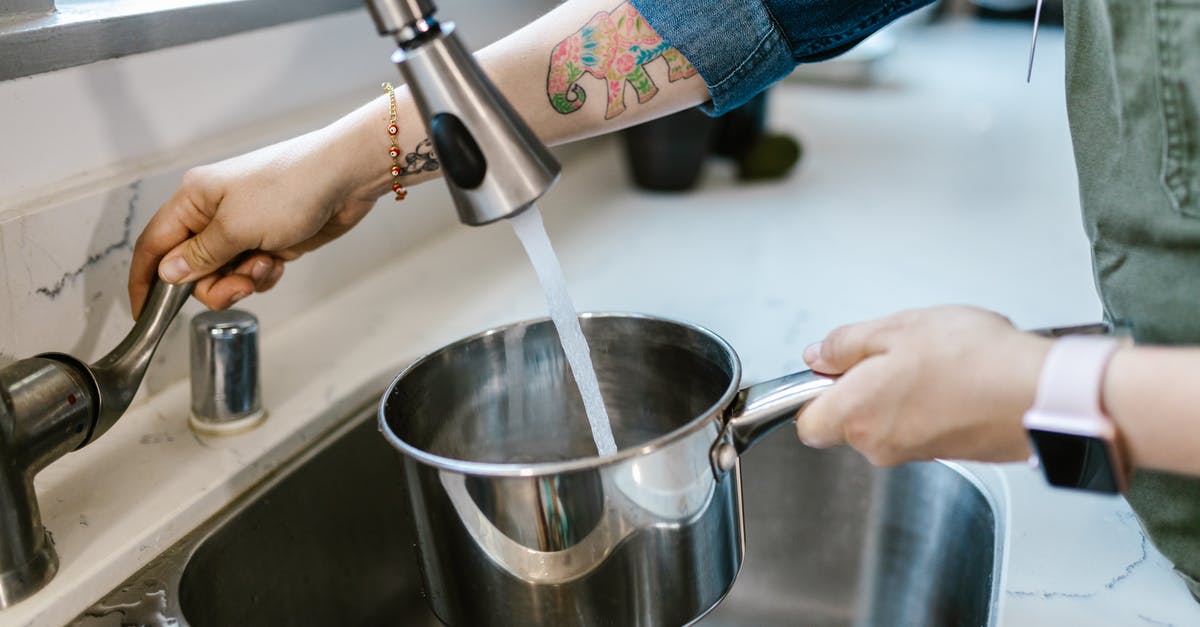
[[189, 309, 265, 436]]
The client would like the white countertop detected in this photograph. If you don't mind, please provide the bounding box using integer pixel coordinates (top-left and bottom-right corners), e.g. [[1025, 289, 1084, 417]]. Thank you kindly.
[[5, 17, 1200, 627]]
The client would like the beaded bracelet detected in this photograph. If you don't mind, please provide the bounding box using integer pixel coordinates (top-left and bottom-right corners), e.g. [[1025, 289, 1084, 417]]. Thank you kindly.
[[382, 82, 408, 201]]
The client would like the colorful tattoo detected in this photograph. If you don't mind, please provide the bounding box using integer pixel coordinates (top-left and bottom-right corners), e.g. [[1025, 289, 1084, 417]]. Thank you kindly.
[[547, 2, 697, 120], [400, 138, 439, 175]]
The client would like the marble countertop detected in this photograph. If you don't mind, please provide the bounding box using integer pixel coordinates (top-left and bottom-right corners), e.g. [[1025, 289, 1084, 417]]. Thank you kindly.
[[4, 17, 1199, 627]]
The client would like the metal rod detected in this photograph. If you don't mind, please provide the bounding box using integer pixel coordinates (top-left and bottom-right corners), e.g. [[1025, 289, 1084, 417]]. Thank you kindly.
[[1025, 0, 1045, 83]]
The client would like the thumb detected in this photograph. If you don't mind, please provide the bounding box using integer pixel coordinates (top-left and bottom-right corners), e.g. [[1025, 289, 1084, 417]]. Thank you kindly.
[[158, 220, 243, 284]]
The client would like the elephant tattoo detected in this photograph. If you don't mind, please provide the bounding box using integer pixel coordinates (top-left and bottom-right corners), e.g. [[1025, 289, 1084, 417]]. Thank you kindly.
[[547, 2, 697, 120]]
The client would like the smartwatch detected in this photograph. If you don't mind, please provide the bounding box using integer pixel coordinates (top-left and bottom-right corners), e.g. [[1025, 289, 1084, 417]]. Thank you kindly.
[[1023, 336, 1130, 494]]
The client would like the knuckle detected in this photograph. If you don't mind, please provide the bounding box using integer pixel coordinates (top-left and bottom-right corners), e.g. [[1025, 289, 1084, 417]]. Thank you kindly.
[[989, 309, 1015, 327], [327, 210, 361, 230], [842, 410, 899, 464], [822, 325, 854, 360], [845, 422, 897, 466], [831, 391, 869, 424], [201, 298, 230, 312], [926, 304, 956, 316], [186, 235, 220, 269], [205, 215, 244, 250], [890, 426, 920, 454], [842, 416, 873, 451], [132, 232, 154, 258], [886, 310, 922, 333], [866, 447, 902, 468], [180, 167, 209, 189]]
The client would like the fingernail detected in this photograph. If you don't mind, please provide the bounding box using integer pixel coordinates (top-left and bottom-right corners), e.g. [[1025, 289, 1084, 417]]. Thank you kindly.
[[803, 342, 823, 365], [230, 291, 249, 304], [160, 256, 191, 283], [269, 263, 284, 281], [251, 260, 271, 282]]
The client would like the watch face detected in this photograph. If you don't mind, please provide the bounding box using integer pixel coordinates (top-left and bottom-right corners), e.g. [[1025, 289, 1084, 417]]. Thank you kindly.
[[1028, 430, 1122, 494]]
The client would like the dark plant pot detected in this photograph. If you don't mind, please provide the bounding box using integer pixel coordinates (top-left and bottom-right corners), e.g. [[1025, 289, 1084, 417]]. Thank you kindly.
[[712, 92, 767, 160], [622, 106, 716, 192]]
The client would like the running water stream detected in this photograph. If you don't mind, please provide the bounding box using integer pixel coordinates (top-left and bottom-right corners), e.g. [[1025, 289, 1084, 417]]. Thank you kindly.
[[509, 206, 618, 456]]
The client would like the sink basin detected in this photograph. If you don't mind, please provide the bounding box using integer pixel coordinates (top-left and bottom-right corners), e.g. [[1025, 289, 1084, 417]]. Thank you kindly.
[[76, 396, 1001, 626], [705, 433, 1000, 626]]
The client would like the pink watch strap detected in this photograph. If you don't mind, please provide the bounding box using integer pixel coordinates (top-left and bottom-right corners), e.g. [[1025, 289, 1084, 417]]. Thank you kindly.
[[1030, 336, 1121, 419]]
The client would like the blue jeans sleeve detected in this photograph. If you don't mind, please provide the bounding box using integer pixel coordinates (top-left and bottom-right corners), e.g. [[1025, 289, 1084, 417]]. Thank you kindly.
[[629, 0, 934, 116]]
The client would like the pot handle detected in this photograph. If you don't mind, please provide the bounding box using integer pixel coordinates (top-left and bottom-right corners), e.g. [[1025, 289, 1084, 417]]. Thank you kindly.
[[711, 370, 835, 474]]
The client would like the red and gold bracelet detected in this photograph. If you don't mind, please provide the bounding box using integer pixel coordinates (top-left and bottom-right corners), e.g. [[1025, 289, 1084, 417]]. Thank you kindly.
[[382, 82, 408, 201]]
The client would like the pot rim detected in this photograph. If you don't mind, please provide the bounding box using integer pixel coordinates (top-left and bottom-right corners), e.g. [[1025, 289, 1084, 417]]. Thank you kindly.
[[377, 312, 743, 477]]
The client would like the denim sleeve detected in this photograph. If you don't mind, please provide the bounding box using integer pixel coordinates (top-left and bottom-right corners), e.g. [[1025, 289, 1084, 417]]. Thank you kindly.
[[629, 0, 934, 116]]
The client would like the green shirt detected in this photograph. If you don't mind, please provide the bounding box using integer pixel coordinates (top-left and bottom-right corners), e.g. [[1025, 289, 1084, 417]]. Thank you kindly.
[[1066, 0, 1200, 598]]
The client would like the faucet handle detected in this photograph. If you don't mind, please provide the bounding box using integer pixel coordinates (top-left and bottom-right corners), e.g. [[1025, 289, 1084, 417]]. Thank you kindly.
[[87, 279, 193, 443], [39, 279, 195, 446]]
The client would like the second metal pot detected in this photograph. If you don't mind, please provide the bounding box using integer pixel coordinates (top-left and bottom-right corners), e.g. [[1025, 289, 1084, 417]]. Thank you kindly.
[[379, 313, 834, 626]]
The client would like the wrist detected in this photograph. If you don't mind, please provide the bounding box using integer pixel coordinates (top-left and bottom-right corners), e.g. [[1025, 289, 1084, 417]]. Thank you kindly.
[[1100, 345, 1140, 469], [319, 93, 399, 201], [1010, 334, 1055, 417], [1001, 333, 1053, 458], [1023, 335, 1129, 493]]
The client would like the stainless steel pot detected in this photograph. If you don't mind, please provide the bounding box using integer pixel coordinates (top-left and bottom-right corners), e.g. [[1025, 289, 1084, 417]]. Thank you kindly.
[[379, 313, 834, 626]]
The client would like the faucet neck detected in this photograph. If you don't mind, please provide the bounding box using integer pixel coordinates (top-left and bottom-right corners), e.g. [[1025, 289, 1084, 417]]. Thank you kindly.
[[365, 0, 440, 46]]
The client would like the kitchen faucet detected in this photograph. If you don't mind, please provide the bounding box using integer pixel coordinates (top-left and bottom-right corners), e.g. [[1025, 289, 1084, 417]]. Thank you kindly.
[[0, 280, 191, 608], [364, 0, 561, 225]]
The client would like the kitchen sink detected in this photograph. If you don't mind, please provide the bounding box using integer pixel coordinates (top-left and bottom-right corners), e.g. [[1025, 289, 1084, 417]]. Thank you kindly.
[[75, 393, 1001, 627]]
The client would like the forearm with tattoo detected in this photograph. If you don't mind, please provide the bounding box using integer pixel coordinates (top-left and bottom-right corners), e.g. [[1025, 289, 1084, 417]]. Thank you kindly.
[[547, 2, 696, 119], [353, 0, 708, 197]]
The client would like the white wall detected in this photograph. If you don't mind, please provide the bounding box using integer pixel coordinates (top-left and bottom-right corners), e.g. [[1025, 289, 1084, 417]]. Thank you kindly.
[[0, 1, 556, 394]]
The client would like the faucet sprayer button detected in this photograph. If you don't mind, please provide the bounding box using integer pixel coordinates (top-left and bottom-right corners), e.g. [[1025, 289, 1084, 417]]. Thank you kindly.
[[432, 112, 487, 189]]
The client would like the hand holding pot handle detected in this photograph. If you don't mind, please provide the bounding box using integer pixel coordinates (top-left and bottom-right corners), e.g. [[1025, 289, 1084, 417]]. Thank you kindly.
[[711, 370, 835, 474], [710, 320, 1113, 475]]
